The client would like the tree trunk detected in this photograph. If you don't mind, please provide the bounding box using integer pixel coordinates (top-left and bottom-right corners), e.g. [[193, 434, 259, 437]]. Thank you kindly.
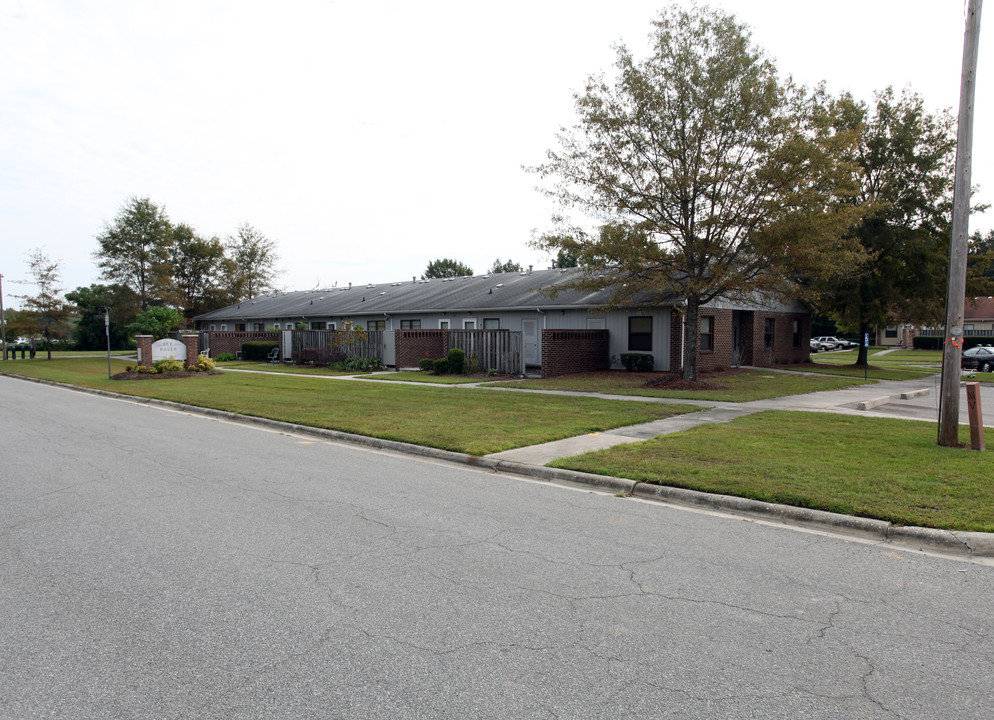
[[683, 297, 700, 382], [856, 321, 869, 366]]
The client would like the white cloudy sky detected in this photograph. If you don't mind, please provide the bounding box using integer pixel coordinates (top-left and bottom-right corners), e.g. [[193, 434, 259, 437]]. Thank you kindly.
[[0, 0, 989, 308]]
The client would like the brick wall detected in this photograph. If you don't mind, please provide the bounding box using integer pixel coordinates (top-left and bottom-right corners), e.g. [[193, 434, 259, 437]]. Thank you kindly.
[[395, 330, 448, 369], [745, 313, 810, 367], [136, 335, 154, 367], [669, 308, 810, 373], [541, 329, 610, 378], [206, 331, 279, 358], [695, 308, 734, 373]]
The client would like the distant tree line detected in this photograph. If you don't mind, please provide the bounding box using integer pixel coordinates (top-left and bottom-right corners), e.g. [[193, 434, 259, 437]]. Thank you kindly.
[[5, 196, 284, 353]]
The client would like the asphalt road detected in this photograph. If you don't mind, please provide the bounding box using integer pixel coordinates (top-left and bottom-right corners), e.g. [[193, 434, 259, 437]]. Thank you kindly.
[[2, 376, 993, 719]]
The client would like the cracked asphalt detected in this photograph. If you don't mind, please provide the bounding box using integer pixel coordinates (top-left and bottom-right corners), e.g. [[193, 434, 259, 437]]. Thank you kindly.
[[2, 376, 993, 719]]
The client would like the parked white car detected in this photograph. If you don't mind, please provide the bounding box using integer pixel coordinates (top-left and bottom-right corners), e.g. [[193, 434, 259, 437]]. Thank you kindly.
[[813, 336, 847, 350]]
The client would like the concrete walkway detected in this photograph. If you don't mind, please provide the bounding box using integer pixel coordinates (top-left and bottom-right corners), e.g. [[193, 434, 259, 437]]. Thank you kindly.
[[486, 374, 987, 465], [216, 362, 987, 465]]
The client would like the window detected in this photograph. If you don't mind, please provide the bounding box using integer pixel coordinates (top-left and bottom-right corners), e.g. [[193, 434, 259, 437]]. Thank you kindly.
[[629, 316, 652, 351], [209, 325, 216, 332], [885, 326, 898, 338], [400, 319, 421, 329], [328, 322, 336, 330], [792, 320, 801, 348], [310, 321, 326, 330], [439, 320, 450, 330], [220, 324, 228, 331], [699, 317, 713, 351], [463, 319, 476, 330], [483, 318, 500, 330], [236, 323, 246, 332], [764, 318, 775, 348], [367, 320, 385, 331]]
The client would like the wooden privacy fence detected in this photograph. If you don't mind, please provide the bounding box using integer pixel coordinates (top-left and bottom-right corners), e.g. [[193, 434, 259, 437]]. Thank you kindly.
[[447, 330, 522, 375], [290, 329, 384, 364]]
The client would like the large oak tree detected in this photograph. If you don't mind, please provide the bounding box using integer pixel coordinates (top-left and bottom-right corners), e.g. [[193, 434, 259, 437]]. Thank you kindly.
[[532, 5, 861, 380]]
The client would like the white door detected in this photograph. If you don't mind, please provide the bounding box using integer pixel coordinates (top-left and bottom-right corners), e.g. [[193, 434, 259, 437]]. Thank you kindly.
[[523, 319, 538, 365]]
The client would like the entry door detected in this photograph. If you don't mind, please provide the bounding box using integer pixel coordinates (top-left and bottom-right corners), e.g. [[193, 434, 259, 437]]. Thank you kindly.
[[522, 319, 538, 365]]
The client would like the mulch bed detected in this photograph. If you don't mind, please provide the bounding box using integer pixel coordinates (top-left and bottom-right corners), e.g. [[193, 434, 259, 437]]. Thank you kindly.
[[111, 370, 223, 381]]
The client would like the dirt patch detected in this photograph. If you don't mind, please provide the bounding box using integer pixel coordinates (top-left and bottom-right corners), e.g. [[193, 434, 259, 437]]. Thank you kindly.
[[550, 367, 751, 391], [111, 370, 223, 381], [640, 367, 750, 391]]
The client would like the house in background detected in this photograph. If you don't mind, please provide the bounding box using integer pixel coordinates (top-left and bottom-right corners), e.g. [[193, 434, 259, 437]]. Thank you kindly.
[[193, 267, 812, 374], [888, 297, 994, 347]]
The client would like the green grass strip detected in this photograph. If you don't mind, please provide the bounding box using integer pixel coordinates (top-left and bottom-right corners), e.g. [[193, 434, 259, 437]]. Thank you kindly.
[[0, 358, 695, 456], [491, 369, 873, 402], [552, 410, 994, 532]]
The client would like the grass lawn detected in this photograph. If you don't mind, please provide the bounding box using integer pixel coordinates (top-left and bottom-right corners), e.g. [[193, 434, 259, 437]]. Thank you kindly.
[[213, 360, 356, 376], [807, 348, 938, 379], [490, 369, 873, 402], [552, 410, 994, 532], [0, 358, 696, 455]]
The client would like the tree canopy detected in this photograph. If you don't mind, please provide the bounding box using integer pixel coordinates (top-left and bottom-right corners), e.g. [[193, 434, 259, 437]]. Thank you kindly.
[[422, 258, 473, 279], [531, 5, 861, 379], [15, 248, 73, 359], [811, 88, 961, 364], [65, 283, 138, 350], [127, 306, 184, 340], [94, 197, 174, 311], [489, 258, 523, 274], [225, 223, 281, 301], [172, 225, 237, 318]]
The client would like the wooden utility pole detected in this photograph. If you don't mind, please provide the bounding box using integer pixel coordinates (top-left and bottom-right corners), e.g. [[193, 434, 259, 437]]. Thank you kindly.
[[939, 0, 983, 446]]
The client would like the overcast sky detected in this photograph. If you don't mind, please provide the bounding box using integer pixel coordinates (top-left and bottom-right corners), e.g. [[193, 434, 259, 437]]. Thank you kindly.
[[1, 0, 989, 309]]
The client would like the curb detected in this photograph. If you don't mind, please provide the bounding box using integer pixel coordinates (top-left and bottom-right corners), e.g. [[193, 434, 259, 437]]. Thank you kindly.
[[5, 371, 992, 561]]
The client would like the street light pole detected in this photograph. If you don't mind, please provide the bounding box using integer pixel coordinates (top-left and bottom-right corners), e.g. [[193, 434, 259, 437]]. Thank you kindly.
[[938, 0, 983, 446]]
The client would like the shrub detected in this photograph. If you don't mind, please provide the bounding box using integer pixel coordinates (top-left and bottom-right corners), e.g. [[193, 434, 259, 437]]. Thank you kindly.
[[154, 357, 186, 373], [214, 352, 237, 361], [447, 347, 466, 374], [196, 354, 216, 372], [241, 340, 279, 361], [418, 357, 436, 372], [343, 356, 380, 372], [433, 358, 449, 375], [620, 353, 654, 372]]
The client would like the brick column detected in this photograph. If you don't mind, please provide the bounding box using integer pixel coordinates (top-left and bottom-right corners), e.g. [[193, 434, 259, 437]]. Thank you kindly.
[[136, 335, 154, 368], [183, 335, 199, 369]]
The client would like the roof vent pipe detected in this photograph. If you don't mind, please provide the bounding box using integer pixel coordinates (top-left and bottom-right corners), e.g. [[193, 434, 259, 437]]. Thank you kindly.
[[528, 265, 533, 273], [412, 276, 416, 284]]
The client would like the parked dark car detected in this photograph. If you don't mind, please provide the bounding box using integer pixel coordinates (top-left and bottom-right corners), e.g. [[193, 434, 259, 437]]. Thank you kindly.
[[962, 345, 994, 372]]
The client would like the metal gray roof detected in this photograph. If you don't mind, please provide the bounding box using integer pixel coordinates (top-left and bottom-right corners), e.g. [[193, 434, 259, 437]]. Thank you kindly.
[[194, 267, 632, 322]]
